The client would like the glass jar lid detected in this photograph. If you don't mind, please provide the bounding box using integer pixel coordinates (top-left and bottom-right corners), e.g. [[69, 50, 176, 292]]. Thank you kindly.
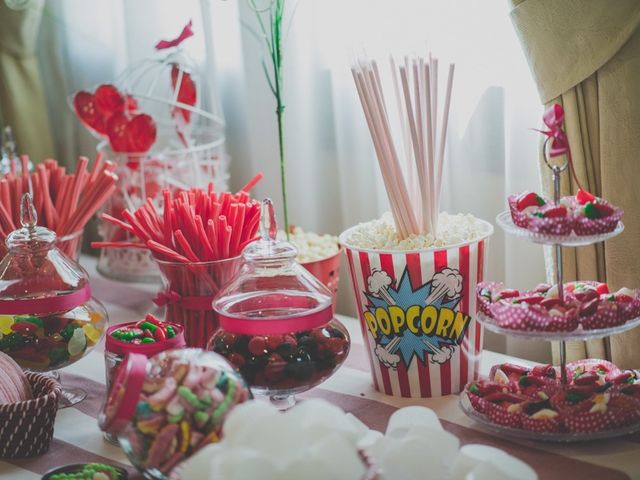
[[0, 193, 90, 314], [213, 199, 333, 335]]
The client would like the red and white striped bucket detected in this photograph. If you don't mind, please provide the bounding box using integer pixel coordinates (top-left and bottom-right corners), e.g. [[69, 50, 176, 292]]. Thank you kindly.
[[340, 220, 493, 398]]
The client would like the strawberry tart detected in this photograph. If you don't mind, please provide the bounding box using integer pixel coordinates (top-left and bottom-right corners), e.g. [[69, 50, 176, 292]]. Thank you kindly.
[[477, 281, 640, 333], [464, 359, 640, 436], [508, 188, 623, 237]]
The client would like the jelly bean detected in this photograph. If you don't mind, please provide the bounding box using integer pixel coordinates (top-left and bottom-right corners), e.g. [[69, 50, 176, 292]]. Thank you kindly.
[[180, 421, 190, 453], [83, 323, 102, 343], [154, 327, 167, 342], [0, 315, 14, 334], [145, 314, 163, 327], [140, 321, 157, 333], [141, 337, 155, 344], [248, 336, 267, 356], [67, 327, 87, 356], [19, 316, 44, 329], [178, 385, 201, 409]]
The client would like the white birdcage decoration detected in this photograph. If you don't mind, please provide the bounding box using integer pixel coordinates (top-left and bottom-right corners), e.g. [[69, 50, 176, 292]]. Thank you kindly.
[[96, 40, 230, 282]]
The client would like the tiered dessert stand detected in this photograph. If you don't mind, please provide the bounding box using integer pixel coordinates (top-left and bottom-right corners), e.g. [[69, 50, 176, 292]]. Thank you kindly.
[[460, 143, 640, 441]]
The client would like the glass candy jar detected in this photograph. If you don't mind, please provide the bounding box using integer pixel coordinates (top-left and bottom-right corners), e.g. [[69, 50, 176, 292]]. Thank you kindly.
[[99, 348, 250, 479], [0, 194, 108, 372], [208, 199, 350, 408]]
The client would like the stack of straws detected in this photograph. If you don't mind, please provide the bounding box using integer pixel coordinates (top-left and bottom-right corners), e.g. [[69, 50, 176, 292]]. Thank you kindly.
[[0, 154, 117, 257], [92, 173, 263, 347], [351, 55, 454, 238]]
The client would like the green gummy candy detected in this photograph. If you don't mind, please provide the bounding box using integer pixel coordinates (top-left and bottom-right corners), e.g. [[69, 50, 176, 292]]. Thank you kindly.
[[168, 412, 184, 423], [194, 411, 210, 424], [141, 337, 155, 344], [178, 385, 201, 408], [584, 202, 599, 219], [18, 316, 44, 328]]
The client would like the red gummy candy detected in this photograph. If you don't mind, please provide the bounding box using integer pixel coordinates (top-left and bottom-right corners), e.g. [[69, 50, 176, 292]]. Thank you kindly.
[[542, 206, 567, 218], [516, 191, 545, 210], [595, 283, 610, 295], [576, 188, 596, 205], [248, 336, 267, 356], [265, 335, 284, 351]]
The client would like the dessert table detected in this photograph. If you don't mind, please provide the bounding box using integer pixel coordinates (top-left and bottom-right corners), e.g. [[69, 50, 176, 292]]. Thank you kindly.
[[1, 256, 639, 480]]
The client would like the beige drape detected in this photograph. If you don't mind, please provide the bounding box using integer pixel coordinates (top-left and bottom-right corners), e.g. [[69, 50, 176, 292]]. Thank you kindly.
[[0, 0, 54, 162], [510, 0, 640, 368]]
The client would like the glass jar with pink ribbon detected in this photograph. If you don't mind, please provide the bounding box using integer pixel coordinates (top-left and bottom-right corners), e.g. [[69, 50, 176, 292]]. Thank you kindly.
[[207, 199, 350, 409], [0, 193, 108, 406]]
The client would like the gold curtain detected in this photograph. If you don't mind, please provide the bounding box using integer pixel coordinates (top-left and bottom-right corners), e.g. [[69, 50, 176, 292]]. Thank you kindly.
[[0, 0, 54, 162], [510, 0, 640, 367]]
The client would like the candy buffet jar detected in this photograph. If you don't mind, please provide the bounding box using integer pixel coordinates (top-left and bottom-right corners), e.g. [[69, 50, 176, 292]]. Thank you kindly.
[[99, 348, 250, 480], [208, 199, 350, 409], [0, 195, 108, 373]]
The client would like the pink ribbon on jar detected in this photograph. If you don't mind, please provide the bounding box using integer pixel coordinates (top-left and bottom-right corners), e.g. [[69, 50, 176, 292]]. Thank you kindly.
[[217, 295, 334, 335], [152, 289, 215, 311], [0, 284, 92, 315]]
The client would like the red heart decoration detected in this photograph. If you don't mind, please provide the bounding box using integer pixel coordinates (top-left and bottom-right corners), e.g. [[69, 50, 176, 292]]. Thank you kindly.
[[107, 112, 157, 153], [107, 112, 130, 152], [95, 84, 125, 117], [171, 64, 196, 123], [73, 91, 106, 134], [128, 114, 157, 152]]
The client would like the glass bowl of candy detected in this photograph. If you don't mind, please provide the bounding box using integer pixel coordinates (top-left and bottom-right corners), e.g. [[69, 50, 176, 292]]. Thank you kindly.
[[208, 199, 350, 408], [99, 348, 250, 480], [0, 194, 108, 405]]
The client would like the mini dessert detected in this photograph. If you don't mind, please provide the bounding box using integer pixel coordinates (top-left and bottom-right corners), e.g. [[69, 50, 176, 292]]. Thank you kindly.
[[465, 359, 640, 435], [100, 349, 250, 478], [571, 189, 624, 235], [507, 188, 623, 237], [477, 281, 640, 333]]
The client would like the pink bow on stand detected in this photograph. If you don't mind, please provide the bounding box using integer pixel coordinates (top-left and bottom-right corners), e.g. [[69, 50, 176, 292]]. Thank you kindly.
[[537, 104, 584, 191]]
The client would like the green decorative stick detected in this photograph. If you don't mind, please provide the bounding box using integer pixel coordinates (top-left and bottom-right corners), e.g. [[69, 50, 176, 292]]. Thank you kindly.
[[247, 0, 290, 239]]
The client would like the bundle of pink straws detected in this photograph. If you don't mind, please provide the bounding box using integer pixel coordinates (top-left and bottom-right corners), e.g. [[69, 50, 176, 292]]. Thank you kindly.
[[0, 154, 117, 257]]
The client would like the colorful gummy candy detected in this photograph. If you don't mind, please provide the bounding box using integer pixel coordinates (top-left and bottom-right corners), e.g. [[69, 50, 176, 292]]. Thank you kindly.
[[48, 463, 123, 480], [110, 314, 177, 344], [208, 324, 350, 393], [0, 310, 106, 371], [116, 352, 250, 475]]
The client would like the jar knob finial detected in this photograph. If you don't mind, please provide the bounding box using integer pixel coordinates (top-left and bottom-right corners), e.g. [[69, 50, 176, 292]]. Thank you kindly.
[[259, 198, 277, 241], [20, 192, 37, 229]]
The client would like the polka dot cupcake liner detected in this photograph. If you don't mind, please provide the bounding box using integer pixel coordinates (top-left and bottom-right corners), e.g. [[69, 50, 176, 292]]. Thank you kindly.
[[485, 401, 524, 428], [508, 195, 531, 228], [573, 207, 623, 236], [522, 415, 561, 433], [489, 302, 530, 330], [621, 295, 640, 322], [562, 410, 621, 433], [527, 215, 573, 236], [581, 302, 624, 330], [476, 282, 501, 316]]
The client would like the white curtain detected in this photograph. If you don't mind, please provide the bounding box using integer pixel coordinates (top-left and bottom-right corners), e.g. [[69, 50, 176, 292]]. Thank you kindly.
[[37, 0, 548, 361]]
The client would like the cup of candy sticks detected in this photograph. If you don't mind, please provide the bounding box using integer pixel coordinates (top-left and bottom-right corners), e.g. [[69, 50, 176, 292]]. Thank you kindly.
[[0, 154, 117, 260], [93, 174, 263, 347]]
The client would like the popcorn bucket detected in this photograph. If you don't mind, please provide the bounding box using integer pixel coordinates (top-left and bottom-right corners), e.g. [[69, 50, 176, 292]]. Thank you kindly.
[[339, 220, 493, 398]]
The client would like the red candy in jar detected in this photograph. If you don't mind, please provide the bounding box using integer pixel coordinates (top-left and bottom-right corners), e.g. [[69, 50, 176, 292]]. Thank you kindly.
[[99, 348, 250, 479], [207, 199, 350, 408]]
